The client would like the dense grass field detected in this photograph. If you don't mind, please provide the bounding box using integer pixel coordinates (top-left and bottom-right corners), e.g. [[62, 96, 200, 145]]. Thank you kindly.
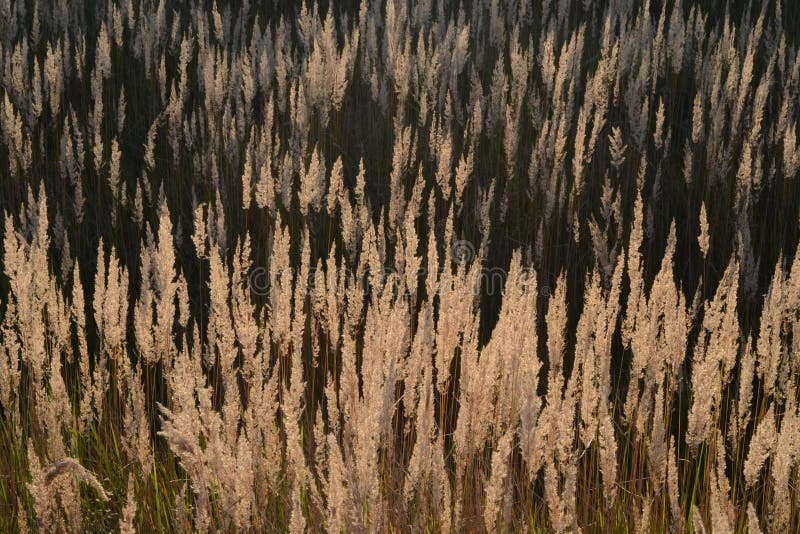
[[0, 0, 799, 531]]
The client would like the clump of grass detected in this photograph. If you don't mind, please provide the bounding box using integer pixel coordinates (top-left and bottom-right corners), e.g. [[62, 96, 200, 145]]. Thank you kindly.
[[1, 0, 799, 532]]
